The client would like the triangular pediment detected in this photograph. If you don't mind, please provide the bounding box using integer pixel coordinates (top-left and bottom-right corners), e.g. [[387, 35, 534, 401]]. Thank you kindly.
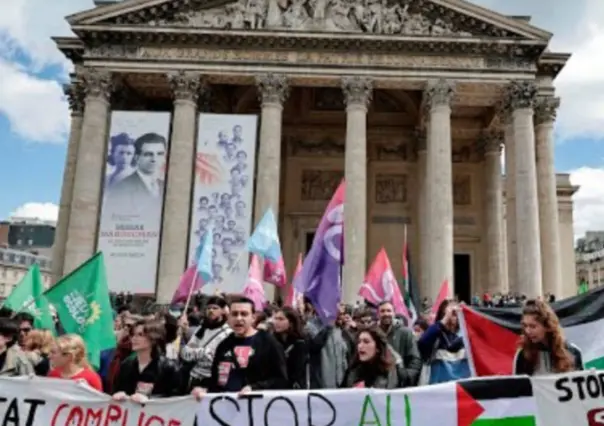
[[68, 0, 552, 40]]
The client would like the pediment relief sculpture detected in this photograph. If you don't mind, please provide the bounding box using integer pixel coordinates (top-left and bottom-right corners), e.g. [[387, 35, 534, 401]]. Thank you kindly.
[[155, 0, 474, 36]]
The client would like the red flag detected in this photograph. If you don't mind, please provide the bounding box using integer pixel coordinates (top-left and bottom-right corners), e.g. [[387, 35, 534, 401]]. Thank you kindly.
[[285, 254, 303, 308], [431, 279, 451, 316], [263, 255, 287, 288], [171, 264, 203, 304], [359, 248, 409, 318], [243, 255, 266, 311], [458, 305, 520, 376]]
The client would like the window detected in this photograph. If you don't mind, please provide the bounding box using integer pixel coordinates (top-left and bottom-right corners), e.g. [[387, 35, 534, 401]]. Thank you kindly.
[[16, 239, 22, 246], [18, 255, 26, 265], [27, 239, 33, 246], [7, 253, 15, 263]]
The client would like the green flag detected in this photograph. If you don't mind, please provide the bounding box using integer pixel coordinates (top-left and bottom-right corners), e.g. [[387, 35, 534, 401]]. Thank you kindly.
[[578, 280, 589, 295], [4, 265, 55, 331], [44, 253, 116, 368]]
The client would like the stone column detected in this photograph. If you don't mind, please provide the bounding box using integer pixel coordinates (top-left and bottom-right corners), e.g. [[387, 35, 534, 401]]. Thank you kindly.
[[482, 131, 504, 293], [506, 81, 542, 298], [254, 73, 289, 301], [63, 69, 113, 275], [424, 79, 455, 299], [414, 131, 429, 297], [51, 81, 85, 284], [156, 72, 203, 303], [503, 107, 518, 294], [535, 96, 563, 298], [342, 77, 372, 303]]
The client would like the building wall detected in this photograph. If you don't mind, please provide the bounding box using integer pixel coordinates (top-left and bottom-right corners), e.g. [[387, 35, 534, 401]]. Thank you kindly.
[[0, 247, 52, 299]]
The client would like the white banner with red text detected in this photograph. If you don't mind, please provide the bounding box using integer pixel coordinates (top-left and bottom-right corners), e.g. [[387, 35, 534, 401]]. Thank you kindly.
[[2, 371, 602, 426]]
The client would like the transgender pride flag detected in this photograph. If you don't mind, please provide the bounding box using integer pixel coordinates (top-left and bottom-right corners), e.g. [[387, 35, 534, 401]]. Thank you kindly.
[[294, 180, 345, 324]]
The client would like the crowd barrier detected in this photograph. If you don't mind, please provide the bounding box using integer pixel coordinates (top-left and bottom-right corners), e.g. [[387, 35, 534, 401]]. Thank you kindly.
[[1, 370, 602, 426]]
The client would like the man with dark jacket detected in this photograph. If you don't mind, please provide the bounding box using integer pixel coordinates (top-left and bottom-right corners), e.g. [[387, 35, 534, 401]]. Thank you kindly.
[[191, 296, 288, 399], [377, 301, 422, 386]]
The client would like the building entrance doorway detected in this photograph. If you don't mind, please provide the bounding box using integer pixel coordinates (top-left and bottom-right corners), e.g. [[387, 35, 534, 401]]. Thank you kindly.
[[454, 253, 471, 303]]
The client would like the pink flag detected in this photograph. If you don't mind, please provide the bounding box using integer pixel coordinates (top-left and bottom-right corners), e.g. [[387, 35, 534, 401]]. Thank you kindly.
[[285, 254, 303, 308], [359, 248, 409, 318], [171, 265, 203, 305], [431, 279, 451, 316], [243, 254, 266, 311], [263, 255, 287, 288]]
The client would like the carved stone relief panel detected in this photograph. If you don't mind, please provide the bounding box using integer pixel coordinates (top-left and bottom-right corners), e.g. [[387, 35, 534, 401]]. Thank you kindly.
[[301, 170, 344, 200], [159, 0, 474, 36], [453, 175, 472, 206], [372, 141, 410, 161], [289, 136, 345, 157], [375, 174, 407, 204]]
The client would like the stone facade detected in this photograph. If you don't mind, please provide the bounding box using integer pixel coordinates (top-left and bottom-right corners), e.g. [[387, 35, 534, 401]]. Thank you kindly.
[[52, 0, 577, 303]]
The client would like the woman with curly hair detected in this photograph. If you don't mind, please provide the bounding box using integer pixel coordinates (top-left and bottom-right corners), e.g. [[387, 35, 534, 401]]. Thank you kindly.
[[513, 300, 584, 375], [341, 326, 399, 389]]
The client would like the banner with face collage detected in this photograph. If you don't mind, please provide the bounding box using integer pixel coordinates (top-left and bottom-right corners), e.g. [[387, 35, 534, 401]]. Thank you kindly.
[[188, 114, 259, 294], [2, 372, 601, 426], [97, 111, 170, 294]]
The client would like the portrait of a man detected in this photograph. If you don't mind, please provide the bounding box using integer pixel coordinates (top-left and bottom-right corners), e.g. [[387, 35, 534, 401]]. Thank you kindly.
[[107, 132, 167, 203]]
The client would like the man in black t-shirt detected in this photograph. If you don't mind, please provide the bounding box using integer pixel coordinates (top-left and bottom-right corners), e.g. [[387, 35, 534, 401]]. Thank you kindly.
[[191, 296, 287, 399]]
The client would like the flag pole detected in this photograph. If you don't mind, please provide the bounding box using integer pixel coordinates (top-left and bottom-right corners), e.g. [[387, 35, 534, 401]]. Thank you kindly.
[[182, 270, 198, 315]]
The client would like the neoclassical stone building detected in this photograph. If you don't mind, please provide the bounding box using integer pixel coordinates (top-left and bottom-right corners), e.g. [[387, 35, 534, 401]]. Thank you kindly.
[[52, 0, 578, 303]]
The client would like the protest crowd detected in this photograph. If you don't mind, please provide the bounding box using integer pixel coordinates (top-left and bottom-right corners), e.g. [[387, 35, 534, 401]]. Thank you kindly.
[[0, 290, 584, 397], [0, 182, 598, 426]]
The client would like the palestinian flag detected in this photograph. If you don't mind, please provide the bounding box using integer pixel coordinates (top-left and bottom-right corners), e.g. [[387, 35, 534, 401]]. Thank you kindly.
[[456, 376, 537, 426], [459, 286, 604, 376]]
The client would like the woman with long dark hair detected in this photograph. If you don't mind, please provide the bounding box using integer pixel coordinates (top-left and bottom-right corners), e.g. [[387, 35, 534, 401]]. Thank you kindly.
[[514, 300, 583, 375], [417, 299, 470, 385], [272, 307, 308, 389], [341, 326, 398, 389], [112, 319, 182, 402]]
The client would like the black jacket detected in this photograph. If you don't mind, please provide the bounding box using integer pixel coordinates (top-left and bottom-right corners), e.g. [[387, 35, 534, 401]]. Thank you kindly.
[[513, 341, 584, 376], [208, 330, 288, 392], [277, 337, 308, 389], [114, 355, 182, 397]]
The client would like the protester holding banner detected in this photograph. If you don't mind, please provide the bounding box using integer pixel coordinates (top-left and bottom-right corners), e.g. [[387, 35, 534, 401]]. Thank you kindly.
[[193, 296, 287, 398], [22, 329, 53, 376], [112, 319, 182, 401], [513, 300, 584, 376], [377, 301, 422, 386], [272, 306, 309, 389], [417, 300, 470, 385], [48, 334, 103, 390], [0, 318, 34, 377], [180, 296, 232, 392]]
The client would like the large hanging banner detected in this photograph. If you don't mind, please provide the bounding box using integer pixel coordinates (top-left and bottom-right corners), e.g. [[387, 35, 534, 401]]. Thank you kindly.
[[533, 370, 604, 425], [188, 114, 258, 294], [0, 377, 197, 426], [97, 111, 170, 294]]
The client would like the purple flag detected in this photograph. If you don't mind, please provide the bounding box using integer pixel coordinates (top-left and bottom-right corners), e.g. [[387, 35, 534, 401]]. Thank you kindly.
[[294, 180, 345, 324]]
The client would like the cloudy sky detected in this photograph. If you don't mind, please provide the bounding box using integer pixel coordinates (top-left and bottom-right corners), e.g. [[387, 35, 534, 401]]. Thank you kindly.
[[0, 0, 603, 239]]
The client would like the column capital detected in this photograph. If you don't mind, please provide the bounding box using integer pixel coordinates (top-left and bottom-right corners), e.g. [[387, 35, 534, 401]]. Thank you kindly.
[[256, 73, 289, 106], [534, 96, 560, 125], [63, 82, 86, 117], [504, 80, 538, 111], [168, 71, 204, 103], [341, 76, 373, 108], [80, 68, 114, 101], [480, 130, 504, 156], [424, 79, 455, 109]]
